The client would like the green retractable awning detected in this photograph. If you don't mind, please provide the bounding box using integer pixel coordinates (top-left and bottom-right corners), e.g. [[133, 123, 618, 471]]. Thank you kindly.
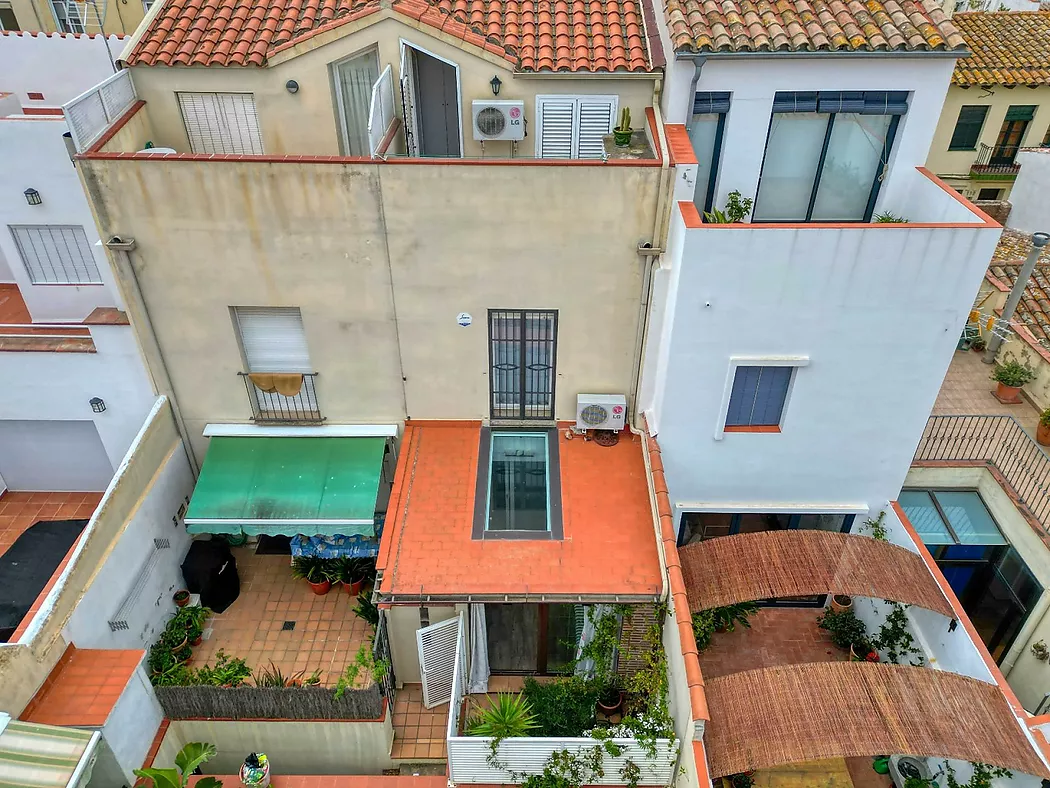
[[185, 436, 385, 537], [0, 718, 98, 788]]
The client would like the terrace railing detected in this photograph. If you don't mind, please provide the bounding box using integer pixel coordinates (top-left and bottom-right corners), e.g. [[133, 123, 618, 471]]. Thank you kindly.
[[913, 415, 1050, 534], [373, 612, 396, 703], [239, 372, 323, 424], [63, 69, 137, 152], [971, 143, 1021, 178]]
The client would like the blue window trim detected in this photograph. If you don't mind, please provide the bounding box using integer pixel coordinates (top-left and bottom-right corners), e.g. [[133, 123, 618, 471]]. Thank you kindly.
[[755, 91, 906, 223]]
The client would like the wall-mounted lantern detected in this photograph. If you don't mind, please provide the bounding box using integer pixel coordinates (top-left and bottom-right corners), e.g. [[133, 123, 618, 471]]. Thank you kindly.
[[24, 188, 42, 205]]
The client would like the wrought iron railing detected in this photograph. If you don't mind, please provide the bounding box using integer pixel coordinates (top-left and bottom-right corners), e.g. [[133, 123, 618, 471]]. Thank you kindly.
[[913, 415, 1050, 533], [239, 372, 323, 424], [971, 143, 1021, 176], [373, 611, 396, 703]]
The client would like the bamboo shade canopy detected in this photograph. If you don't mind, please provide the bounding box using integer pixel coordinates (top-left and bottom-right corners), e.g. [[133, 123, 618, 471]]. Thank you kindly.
[[679, 530, 954, 617], [704, 662, 1049, 778]]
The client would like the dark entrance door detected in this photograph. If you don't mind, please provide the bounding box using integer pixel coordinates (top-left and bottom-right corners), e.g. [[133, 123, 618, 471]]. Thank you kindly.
[[413, 49, 460, 157]]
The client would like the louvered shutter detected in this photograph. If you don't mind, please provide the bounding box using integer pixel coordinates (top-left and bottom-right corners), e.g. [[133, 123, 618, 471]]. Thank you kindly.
[[537, 97, 575, 158], [416, 616, 461, 708], [234, 307, 311, 372], [576, 96, 616, 159], [178, 92, 263, 155], [10, 225, 102, 284]]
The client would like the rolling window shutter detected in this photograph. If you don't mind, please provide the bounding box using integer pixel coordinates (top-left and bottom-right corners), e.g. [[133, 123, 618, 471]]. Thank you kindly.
[[725, 366, 762, 426], [538, 98, 575, 158], [10, 225, 102, 284], [576, 97, 616, 159], [751, 367, 792, 426], [772, 92, 819, 113], [178, 92, 263, 155], [693, 92, 731, 116], [949, 106, 989, 150], [234, 307, 311, 372], [1005, 105, 1036, 122]]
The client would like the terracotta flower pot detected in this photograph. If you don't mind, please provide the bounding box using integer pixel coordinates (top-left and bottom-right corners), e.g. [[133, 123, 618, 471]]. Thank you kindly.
[[308, 579, 331, 595], [345, 578, 364, 595], [996, 381, 1023, 404], [597, 691, 624, 715], [1038, 422, 1050, 447], [173, 590, 190, 607], [831, 595, 852, 613], [190, 635, 203, 647]]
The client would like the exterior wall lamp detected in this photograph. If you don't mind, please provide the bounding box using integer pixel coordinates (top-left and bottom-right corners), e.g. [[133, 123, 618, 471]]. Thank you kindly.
[[286, 80, 299, 94], [89, 397, 106, 413], [24, 188, 42, 205], [490, 75, 502, 96]]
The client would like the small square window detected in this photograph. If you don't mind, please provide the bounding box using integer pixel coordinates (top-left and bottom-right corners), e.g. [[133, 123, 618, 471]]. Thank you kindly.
[[724, 365, 794, 431], [977, 188, 1002, 202], [473, 429, 562, 539]]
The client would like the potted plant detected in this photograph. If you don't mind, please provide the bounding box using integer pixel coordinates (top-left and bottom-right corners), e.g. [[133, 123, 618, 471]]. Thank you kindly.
[[173, 589, 190, 607], [334, 558, 374, 595], [991, 355, 1035, 404], [849, 638, 880, 662], [465, 693, 538, 738], [817, 607, 867, 653], [831, 594, 852, 613], [597, 677, 624, 716], [172, 605, 210, 646], [727, 773, 755, 788], [291, 556, 333, 595], [1039, 409, 1050, 446], [134, 742, 223, 788], [162, 625, 189, 654], [971, 335, 987, 352], [613, 107, 632, 147], [703, 190, 754, 224]]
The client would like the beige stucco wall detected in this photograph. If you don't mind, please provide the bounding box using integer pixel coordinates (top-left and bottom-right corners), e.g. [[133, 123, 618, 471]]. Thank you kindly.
[[9, 0, 147, 34], [926, 85, 1050, 200], [123, 12, 657, 158], [386, 604, 459, 686], [78, 155, 661, 463], [904, 466, 1050, 711], [99, 101, 157, 152]]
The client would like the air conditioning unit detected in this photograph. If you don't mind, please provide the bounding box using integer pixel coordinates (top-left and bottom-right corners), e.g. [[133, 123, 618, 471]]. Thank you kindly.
[[472, 100, 525, 141], [889, 756, 933, 788], [576, 394, 627, 431]]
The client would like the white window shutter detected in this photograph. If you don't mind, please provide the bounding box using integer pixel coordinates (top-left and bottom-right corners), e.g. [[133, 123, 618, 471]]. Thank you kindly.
[[234, 307, 312, 372], [537, 97, 575, 159], [178, 92, 263, 155], [576, 96, 617, 159], [10, 225, 102, 284]]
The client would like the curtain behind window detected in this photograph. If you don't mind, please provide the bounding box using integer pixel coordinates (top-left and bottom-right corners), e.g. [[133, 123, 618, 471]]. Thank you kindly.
[[811, 113, 892, 221], [337, 52, 379, 157], [753, 113, 829, 221]]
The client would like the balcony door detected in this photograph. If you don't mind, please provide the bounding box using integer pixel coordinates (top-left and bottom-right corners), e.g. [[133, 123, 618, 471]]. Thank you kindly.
[[990, 106, 1036, 166], [399, 41, 462, 158], [233, 307, 318, 419], [333, 49, 380, 157], [485, 603, 577, 675], [488, 310, 557, 421]]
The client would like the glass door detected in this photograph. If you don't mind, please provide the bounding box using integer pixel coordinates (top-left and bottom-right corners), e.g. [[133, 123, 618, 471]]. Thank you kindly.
[[333, 49, 380, 157]]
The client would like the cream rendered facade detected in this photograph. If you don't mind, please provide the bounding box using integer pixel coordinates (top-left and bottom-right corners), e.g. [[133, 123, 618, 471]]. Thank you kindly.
[[118, 13, 658, 159], [926, 84, 1050, 200], [7, 0, 149, 35]]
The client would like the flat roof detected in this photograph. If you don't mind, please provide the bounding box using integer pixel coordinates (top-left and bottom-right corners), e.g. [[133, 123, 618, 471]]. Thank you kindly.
[[377, 422, 662, 600]]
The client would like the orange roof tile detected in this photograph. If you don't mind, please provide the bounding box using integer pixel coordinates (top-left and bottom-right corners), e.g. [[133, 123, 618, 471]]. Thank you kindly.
[[376, 422, 662, 599], [952, 12, 1050, 87], [21, 648, 144, 727], [664, 0, 966, 54], [986, 229, 1050, 357], [126, 0, 651, 71]]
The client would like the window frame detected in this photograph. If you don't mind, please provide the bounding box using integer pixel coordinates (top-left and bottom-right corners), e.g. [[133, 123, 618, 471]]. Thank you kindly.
[[752, 92, 906, 223], [9, 225, 104, 285], [948, 105, 990, 151], [472, 427, 563, 540], [330, 45, 381, 157], [689, 92, 730, 214], [487, 309, 558, 421], [715, 356, 808, 438]]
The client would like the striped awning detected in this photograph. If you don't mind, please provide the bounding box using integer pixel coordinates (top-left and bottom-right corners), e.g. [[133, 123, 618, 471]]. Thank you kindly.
[[0, 717, 98, 788]]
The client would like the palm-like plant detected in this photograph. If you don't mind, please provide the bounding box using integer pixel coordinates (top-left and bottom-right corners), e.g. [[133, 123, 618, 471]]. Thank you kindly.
[[133, 742, 222, 788], [466, 693, 538, 738]]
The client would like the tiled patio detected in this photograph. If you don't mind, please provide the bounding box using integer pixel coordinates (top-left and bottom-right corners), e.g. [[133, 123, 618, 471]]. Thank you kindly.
[[390, 684, 447, 761], [696, 607, 845, 681], [932, 348, 1041, 433], [192, 545, 372, 687], [0, 491, 103, 639]]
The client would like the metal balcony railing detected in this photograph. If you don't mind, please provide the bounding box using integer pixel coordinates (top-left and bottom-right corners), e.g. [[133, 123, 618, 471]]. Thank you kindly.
[[971, 143, 1021, 177], [239, 372, 324, 424], [913, 415, 1050, 534]]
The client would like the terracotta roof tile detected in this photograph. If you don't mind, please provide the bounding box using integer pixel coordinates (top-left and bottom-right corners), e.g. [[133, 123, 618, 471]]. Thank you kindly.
[[663, 0, 965, 53], [127, 0, 650, 70], [952, 12, 1050, 87], [986, 229, 1050, 356]]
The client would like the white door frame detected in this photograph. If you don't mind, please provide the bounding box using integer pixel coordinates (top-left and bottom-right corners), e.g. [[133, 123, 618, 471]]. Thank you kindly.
[[398, 37, 464, 158]]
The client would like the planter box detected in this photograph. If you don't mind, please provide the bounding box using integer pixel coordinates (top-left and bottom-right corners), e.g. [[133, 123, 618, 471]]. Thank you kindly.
[[447, 735, 679, 785], [154, 684, 384, 721]]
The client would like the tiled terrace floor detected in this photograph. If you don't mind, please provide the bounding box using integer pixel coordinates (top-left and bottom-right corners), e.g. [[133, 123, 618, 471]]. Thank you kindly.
[[932, 348, 1040, 433], [193, 545, 371, 687], [696, 607, 845, 681], [390, 684, 447, 761], [0, 491, 103, 639]]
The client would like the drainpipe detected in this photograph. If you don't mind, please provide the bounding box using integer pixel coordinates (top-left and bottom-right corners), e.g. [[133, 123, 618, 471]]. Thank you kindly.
[[684, 58, 706, 133], [983, 231, 1050, 364], [105, 236, 200, 477]]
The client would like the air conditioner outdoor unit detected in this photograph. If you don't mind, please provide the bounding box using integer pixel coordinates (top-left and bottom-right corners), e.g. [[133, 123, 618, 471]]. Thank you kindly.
[[576, 394, 627, 431], [889, 756, 933, 788], [472, 100, 525, 141]]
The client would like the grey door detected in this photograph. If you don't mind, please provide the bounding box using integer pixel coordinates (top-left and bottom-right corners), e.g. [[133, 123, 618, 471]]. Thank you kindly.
[[413, 50, 460, 157]]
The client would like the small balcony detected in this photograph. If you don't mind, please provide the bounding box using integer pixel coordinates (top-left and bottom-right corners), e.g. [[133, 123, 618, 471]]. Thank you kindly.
[[239, 372, 323, 424], [971, 143, 1021, 179]]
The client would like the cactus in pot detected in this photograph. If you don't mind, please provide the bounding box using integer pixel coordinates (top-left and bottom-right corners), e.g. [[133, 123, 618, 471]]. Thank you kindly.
[[614, 107, 632, 147]]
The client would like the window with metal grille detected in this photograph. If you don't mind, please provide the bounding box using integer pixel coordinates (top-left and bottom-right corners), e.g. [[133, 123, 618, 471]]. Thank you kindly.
[[488, 309, 557, 420], [948, 105, 989, 151], [535, 95, 617, 159], [177, 92, 263, 155], [233, 307, 318, 418], [725, 365, 794, 430], [9, 225, 102, 284]]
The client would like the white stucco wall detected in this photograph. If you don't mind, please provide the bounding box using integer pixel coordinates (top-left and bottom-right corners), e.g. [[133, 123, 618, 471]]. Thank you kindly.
[[647, 172, 1000, 514], [101, 662, 165, 783], [0, 117, 125, 321], [1009, 150, 1050, 237], [62, 440, 194, 649], [0, 31, 121, 105], [0, 325, 156, 471]]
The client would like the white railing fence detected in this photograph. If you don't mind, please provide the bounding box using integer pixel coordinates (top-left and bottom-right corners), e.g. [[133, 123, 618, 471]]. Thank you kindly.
[[367, 64, 395, 157], [63, 69, 137, 152]]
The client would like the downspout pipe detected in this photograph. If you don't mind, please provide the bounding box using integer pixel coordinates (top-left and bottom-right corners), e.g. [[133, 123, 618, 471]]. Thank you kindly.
[[105, 236, 200, 477], [983, 232, 1050, 364], [684, 57, 706, 133]]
